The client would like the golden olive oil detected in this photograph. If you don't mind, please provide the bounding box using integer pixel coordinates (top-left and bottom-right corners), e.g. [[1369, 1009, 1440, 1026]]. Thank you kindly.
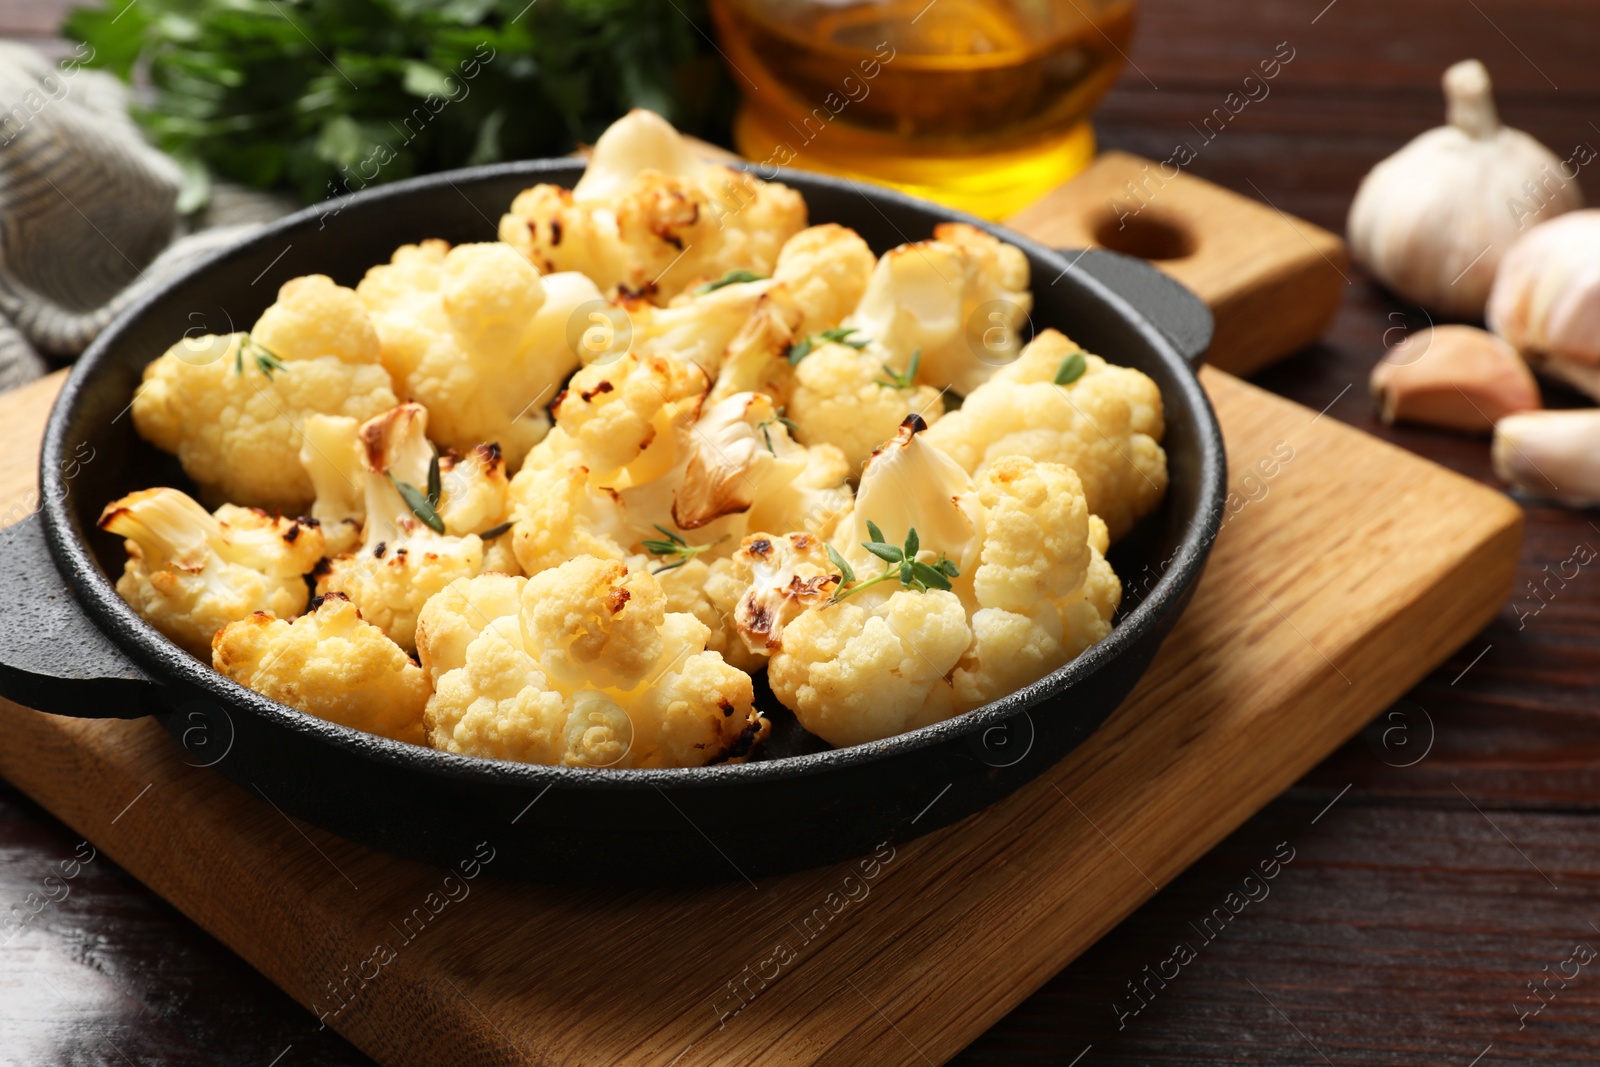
[[710, 0, 1136, 218]]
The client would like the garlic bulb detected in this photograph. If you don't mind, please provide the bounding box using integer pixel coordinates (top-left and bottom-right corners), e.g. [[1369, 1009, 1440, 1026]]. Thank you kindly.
[[1487, 210, 1600, 399], [1348, 59, 1583, 318], [1492, 409, 1600, 507], [1370, 325, 1539, 432]]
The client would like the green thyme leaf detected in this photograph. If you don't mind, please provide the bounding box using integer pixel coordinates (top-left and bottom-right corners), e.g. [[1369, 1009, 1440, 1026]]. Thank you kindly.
[[826, 544, 855, 586], [644, 524, 715, 574], [910, 560, 953, 591], [426, 451, 442, 509], [875, 348, 921, 390], [937, 558, 961, 578], [790, 326, 868, 365], [389, 473, 445, 533], [866, 520, 886, 544], [1054, 352, 1087, 386], [694, 269, 765, 295], [235, 334, 288, 379], [902, 527, 919, 560], [477, 520, 515, 540], [864, 541, 903, 564]]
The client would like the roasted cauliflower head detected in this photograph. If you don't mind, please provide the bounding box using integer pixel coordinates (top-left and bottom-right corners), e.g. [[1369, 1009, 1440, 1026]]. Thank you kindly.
[[213, 592, 429, 745], [761, 417, 1120, 746], [415, 560, 769, 768], [786, 341, 946, 472], [130, 275, 399, 512], [844, 222, 1032, 398], [99, 487, 325, 658], [357, 239, 602, 470], [498, 109, 806, 305], [313, 404, 490, 653], [922, 328, 1168, 541]]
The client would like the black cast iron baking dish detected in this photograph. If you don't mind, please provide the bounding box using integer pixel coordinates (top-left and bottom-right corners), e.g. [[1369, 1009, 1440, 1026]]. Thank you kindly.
[[0, 161, 1226, 884]]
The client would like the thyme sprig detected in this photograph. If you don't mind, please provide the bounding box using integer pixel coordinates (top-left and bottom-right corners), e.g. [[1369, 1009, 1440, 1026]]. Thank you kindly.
[[693, 269, 766, 295], [755, 405, 801, 454], [875, 348, 921, 390], [389, 451, 445, 534], [829, 521, 960, 603], [234, 333, 288, 379], [642, 524, 716, 574], [789, 326, 868, 366]]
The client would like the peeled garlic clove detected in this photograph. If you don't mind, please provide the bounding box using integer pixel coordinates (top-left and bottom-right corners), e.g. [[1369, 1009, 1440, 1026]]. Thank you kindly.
[[1370, 325, 1539, 432], [1487, 210, 1600, 401], [1492, 409, 1600, 506], [1348, 59, 1583, 318]]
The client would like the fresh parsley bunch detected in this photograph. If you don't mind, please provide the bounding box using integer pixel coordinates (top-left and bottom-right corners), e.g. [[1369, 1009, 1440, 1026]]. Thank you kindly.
[[64, 0, 731, 206]]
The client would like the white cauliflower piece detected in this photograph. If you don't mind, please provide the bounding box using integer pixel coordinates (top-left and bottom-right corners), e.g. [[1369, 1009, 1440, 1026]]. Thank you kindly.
[[212, 592, 429, 745], [922, 329, 1168, 541], [703, 224, 878, 406], [415, 560, 769, 768], [314, 404, 485, 652], [551, 347, 710, 486], [621, 392, 853, 550], [99, 487, 324, 658], [506, 431, 635, 576], [299, 414, 365, 556], [498, 109, 806, 305], [627, 223, 875, 379], [786, 341, 946, 472], [767, 588, 971, 749], [357, 239, 601, 470], [706, 531, 840, 667], [131, 275, 399, 512], [844, 222, 1032, 397], [766, 418, 1122, 745]]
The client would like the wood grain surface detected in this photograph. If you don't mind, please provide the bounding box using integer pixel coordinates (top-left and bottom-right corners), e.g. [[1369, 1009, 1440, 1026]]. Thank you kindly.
[[0, 363, 1522, 1065], [5, 0, 1600, 1063], [1009, 151, 1349, 377]]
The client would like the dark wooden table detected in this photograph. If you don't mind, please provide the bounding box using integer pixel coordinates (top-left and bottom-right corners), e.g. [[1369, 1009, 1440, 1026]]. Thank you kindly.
[[5, 0, 1600, 1063]]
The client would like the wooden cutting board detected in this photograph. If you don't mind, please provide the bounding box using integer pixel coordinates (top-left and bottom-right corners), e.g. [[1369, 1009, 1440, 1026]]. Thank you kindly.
[[0, 351, 1520, 1064]]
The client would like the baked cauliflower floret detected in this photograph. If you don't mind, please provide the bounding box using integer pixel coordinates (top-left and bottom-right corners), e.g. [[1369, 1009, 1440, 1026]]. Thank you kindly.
[[620, 391, 853, 551], [298, 414, 365, 556], [761, 417, 1122, 744], [357, 240, 602, 470], [99, 487, 324, 658], [707, 532, 840, 667], [131, 275, 398, 512], [314, 404, 485, 652], [922, 329, 1167, 541], [767, 588, 971, 749], [416, 561, 769, 768], [498, 109, 805, 305], [843, 222, 1031, 398], [553, 347, 710, 486], [212, 592, 428, 745], [786, 341, 946, 472], [506, 435, 634, 576]]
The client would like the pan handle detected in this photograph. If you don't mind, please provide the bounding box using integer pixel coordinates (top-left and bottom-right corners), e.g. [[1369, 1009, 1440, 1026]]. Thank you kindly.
[[1058, 248, 1214, 371], [0, 512, 159, 718]]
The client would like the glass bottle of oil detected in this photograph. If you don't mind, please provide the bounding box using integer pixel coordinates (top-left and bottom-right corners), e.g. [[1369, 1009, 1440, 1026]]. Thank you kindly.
[[709, 0, 1137, 219]]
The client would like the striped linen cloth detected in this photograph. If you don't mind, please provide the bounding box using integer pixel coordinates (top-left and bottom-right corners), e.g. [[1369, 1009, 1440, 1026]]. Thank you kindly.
[[0, 42, 293, 390]]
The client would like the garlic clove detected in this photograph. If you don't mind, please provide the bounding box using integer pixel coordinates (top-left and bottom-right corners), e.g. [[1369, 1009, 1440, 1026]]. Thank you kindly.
[[1370, 325, 1539, 432], [1492, 409, 1600, 507], [1347, 59, 1583, 318], [1488, 210, 1600, 391]]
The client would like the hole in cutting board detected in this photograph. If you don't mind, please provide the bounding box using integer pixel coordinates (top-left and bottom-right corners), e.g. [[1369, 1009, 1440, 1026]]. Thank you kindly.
[[1091, 210, 1197, 262]]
